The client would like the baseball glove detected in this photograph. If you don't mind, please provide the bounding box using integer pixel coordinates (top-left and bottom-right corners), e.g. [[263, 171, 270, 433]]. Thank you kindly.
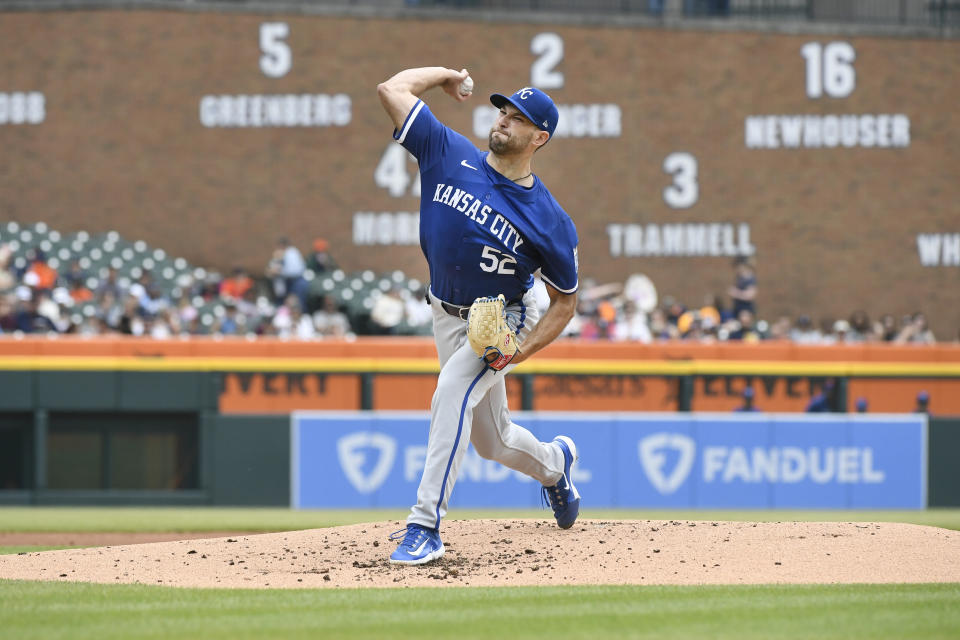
[[466, 294, 519, 371]]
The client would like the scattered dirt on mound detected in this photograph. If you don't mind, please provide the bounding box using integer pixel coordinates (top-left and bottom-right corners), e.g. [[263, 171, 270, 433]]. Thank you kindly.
[[1, 519, 958, 589]]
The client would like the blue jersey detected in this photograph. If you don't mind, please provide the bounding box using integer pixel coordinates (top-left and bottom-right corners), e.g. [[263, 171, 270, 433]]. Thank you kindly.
[[394, 100, 579, 306]]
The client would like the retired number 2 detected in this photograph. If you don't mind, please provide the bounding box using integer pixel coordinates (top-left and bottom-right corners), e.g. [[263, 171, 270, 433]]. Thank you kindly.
[[479, 245, 516, 275], [530, 33, 564, 89]]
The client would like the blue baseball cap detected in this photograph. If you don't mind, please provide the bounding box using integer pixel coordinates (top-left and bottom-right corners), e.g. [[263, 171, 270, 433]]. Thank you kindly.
[[490, 87, 559, 138]]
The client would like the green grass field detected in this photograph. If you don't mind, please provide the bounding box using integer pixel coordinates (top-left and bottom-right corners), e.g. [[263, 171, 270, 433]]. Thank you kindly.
[[2, 508, 958, 639], [0, 581, 957, 640]]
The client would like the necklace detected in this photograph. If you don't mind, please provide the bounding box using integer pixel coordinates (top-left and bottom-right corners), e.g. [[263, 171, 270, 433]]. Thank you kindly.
[[512, 172, 532, 183]]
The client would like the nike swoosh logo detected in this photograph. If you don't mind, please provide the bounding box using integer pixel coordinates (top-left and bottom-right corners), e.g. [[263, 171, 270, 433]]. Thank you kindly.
[[410, 537, 430, 556], [461, 159, 478, 170]]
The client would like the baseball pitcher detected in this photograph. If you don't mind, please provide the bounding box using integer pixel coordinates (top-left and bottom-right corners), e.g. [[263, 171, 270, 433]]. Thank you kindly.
[[378, 67, 580, 565]]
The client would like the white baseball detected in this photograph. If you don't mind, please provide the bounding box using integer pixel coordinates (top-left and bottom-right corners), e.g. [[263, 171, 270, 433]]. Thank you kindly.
[[458, 74, 474, 96]]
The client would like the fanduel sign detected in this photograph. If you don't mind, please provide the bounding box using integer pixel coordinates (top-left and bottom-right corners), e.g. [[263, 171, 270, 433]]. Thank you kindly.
[[622, 415, 924, 509], [639, 433, 886, 492], [702, 446, 884, 484], [291, 413, 926, 509]]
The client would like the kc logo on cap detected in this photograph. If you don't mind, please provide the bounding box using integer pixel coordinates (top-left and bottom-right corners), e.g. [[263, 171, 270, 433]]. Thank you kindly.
[[489, 86, 559, 138]]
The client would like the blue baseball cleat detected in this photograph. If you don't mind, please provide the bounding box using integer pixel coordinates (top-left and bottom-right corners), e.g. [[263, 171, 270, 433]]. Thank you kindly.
[[388, 523, 445, 565], [542, 435, 580, 529]]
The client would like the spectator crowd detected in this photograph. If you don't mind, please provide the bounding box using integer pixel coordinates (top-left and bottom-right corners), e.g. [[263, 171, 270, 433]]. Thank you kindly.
[[0, 231, 361, 339], [562, 257, 944, 345], [0, 227, 952, 345]]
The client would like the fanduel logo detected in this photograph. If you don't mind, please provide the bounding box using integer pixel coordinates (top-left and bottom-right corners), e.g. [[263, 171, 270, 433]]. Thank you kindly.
[[637, 432, 888, 492], [638, 433, 696, 495], [337, 432, 397, 494], [702, 446, 885, 484]]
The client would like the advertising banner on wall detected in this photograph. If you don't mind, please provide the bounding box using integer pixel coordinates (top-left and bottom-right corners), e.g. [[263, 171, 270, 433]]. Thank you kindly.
[[291, 412, 926, 510]]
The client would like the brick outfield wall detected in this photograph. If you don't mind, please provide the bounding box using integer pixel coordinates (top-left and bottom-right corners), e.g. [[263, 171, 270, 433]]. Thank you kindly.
[[0, 11, 957, 336]]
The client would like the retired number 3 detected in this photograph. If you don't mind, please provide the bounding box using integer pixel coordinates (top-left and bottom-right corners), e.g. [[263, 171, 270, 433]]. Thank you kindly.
[[479, 245, 517, 275]]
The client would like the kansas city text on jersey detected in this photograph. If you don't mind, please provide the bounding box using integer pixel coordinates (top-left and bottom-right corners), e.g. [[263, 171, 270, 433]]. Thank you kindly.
[[431, 183, 525, 253]]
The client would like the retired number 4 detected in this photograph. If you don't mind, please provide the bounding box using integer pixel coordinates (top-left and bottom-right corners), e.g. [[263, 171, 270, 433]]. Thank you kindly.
[[479, 245, 517, 275]]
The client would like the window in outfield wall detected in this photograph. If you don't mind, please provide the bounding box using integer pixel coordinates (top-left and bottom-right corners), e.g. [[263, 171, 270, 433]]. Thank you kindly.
[[0, 415, 32, 490], [46, 414, 199, 491], [111, 431, 192, 490], [47, 429, 103, 490]]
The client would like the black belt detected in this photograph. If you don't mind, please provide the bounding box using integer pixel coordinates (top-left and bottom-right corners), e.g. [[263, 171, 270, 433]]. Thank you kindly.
[[430, 291, 522, 321], [425, 289, 473, 320], [440, 300, 471, 321]]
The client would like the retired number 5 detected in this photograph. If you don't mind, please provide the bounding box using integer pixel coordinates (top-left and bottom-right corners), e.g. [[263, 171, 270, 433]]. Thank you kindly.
[[479, 245, 517, 275]]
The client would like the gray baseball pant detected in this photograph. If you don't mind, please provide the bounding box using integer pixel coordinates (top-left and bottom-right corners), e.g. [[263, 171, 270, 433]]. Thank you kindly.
[[407, 288, 565, 530]]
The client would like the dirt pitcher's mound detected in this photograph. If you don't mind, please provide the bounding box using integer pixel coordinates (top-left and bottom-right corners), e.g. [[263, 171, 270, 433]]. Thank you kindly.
[[2, 519, 958, 589]]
